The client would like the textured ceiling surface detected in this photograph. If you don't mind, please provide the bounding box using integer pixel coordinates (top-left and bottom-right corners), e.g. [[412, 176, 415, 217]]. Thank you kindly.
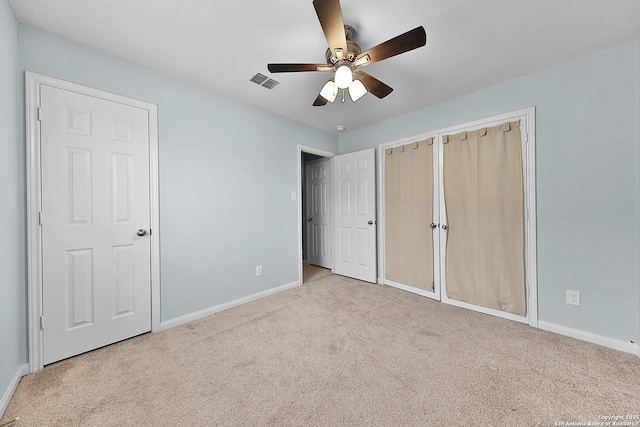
[[8, 0, 640, 134]]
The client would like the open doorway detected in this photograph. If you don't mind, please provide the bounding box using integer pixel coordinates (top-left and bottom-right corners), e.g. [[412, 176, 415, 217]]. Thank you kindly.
[[297, 145, 336, 284], [297, 145, 378, 285]]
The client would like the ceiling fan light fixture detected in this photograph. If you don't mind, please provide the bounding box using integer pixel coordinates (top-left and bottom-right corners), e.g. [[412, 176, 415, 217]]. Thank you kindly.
[[266, 0, 427, 107], [348, 79, 367, 102], [320, 80, 338, 102], [334, 65, 353, 89]]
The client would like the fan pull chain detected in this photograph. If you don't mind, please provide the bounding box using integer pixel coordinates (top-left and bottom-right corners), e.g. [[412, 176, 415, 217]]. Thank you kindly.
[[341, 89, 346, 103]]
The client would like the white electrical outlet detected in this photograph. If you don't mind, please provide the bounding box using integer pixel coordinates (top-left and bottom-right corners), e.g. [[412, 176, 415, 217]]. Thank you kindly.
[[256, 265, 263, 277], [566, 290, 580, 306]]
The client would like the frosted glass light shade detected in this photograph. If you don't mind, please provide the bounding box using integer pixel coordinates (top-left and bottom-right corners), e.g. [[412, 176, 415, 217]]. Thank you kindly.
[[334, 65, 353, 89], [348, 80, 367, 102], [319, 80, 338, 102]]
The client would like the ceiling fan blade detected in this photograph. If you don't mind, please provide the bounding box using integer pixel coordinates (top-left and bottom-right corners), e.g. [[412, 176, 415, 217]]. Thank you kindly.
[[268, 63, 332, 73], [313, 0, 348, 56], [357, 72, 393, 99], [355, 26, 427, 66], [313, 94, 329, 106]]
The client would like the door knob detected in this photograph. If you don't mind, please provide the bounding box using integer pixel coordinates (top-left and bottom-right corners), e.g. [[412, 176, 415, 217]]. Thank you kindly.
[[137, 229, 147, 236], [430, 223, 438, 229], [441, 224, 448, 231], [368, 220, 374, 225], [307, 217, 312, 222]]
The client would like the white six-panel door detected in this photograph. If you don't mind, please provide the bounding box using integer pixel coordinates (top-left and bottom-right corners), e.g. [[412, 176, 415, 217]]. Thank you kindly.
[[306, 158, 332, 268], [333, 149, 377, 283], [40, 84, 152, 364]]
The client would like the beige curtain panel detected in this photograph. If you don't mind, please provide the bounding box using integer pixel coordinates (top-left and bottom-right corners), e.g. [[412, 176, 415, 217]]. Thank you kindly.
[[384, 138, 434, 291], [443, 121, 526, 315]]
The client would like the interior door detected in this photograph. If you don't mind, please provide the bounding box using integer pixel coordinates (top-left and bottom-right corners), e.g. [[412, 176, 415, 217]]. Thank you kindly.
[[333, 149, 377, 283], [40, 84, 152, 364], [439, 120, 528, 322], [382, 138, 440, 300], [306, 158, 332, 268]]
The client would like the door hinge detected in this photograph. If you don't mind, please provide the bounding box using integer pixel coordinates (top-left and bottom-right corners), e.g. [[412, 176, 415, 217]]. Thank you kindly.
[[40, 316, 45, 330], [37, 107, 42, 122], [149, 228, 152, 236], [38, 211, 44, 226]]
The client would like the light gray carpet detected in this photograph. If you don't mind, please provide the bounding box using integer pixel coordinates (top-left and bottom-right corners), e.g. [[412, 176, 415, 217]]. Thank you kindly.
[[2, 273, 639, 426], [303, 263, 332, 283]]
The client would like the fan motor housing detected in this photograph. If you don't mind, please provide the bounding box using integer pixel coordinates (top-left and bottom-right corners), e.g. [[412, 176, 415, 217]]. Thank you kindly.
[[325, 25, 362, 65]]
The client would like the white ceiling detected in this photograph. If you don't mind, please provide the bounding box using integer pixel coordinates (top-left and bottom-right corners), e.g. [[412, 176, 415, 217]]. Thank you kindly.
[[8, 0, 640, 135]]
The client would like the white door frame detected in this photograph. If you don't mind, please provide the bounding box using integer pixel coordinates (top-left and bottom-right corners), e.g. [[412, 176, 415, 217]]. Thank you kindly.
[[25, 72, 161, 372], [297, 145, 336, 284]]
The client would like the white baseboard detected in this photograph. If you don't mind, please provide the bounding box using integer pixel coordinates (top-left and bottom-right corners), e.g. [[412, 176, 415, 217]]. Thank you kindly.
[[160, 281, 300, 331], [1, 363, 28, 419], [538, 321, 639, 356]]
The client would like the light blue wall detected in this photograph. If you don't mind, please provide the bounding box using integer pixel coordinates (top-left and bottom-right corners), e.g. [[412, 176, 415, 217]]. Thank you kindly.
[[339, 40, 640, 345], [17, 25, 338, 322], [0, 0, 26, 404]]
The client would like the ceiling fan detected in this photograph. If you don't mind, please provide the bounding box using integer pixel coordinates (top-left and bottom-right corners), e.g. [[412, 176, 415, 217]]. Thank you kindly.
[[267, 0, 426, 106]]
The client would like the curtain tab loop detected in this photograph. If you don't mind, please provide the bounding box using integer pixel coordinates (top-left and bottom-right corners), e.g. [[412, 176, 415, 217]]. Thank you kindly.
[[386, 148, 393, 155], [480, 128, 487, 137], [443, 135, 449, 144], [427, 137, 434, 146], [460, 131, 467, 141], [399, 145, 405, 152], [501, 122, 511, 132], [413, 142, 419, 149]]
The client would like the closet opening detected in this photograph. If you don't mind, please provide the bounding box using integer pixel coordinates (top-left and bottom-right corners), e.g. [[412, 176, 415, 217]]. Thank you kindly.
[[379, 108, 537, 325]]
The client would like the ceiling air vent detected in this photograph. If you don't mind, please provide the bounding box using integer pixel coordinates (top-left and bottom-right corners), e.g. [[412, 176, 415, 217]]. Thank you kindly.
[[261, 78, 280, 90], [250, 73, 281, 91], [250, 73, 269, 85]]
